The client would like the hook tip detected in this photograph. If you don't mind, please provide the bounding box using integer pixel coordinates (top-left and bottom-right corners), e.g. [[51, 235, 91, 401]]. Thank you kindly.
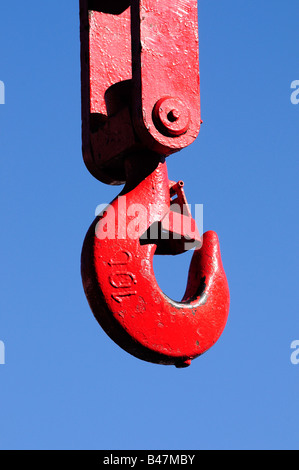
[[175, 358, 192, 369]]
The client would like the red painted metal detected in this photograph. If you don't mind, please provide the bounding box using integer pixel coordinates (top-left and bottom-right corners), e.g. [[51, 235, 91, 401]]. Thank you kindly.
[[80, 0, 201, 184], [79, 1, 230, 367], [131, 0, 201, 153], [81, 154, 230, 368]]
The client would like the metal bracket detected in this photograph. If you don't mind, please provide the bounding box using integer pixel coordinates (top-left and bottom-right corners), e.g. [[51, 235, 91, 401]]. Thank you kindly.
[[80, 0, 201, 184]]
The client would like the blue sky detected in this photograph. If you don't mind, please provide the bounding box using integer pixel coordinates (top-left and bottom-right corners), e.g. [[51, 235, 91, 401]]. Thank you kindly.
[[0, 0, 298, 450]]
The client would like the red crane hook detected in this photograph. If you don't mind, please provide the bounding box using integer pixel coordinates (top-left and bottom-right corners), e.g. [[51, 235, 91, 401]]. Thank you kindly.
[[81, 153, 230, 368]]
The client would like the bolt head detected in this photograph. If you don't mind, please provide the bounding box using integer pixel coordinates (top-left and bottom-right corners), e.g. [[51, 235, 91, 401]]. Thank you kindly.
[[153, 97, 190, 137]]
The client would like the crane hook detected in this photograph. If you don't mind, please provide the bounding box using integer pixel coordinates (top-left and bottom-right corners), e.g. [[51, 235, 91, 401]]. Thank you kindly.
[[81, 153, 230, 368]]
